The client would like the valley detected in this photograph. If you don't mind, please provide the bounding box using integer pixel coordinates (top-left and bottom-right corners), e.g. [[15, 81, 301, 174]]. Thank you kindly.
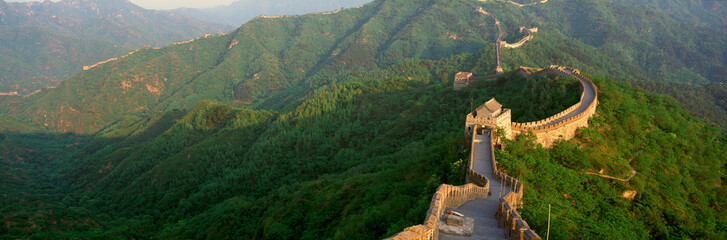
[[0, 0, 230, 94], [0, 0, 725, 239]]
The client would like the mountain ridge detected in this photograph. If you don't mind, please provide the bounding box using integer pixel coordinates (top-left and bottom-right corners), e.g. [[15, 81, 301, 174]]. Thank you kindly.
[[0, 1, 725, 238], [8, 0, 727, 135], [0, 0, 231, 94], [169, 0, 373, 26], [5, 0, 501, 134]]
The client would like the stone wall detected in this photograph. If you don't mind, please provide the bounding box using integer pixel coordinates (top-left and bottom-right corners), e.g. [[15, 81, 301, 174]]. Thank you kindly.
[[385, 183, 490, 240], [453, 72, 474, 90], [488, 132, 542, 240], [386, 132, 491, 240], [465, 108, 512, 139], [501, 27, 534, 49], [82, 47, 146, 71], [83, 32, 229, 71], [510, 66, 599, 148], [466, 65, 598, 148], [494, 0, 549, 7]]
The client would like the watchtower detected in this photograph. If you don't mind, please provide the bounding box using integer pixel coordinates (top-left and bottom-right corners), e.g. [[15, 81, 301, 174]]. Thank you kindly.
[[465, 98, 512, 140], [453, 72, 474, 90]]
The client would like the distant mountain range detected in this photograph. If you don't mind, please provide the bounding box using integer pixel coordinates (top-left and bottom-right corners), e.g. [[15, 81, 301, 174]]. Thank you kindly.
[[169, 0, 372, 26], [0, 0, 231, 94], [0, 1, 726, 239], [4, 0, 726, 134]]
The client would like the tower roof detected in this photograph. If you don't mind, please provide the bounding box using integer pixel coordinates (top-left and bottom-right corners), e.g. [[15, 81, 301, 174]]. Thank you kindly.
[[474, 98, 502, 118]]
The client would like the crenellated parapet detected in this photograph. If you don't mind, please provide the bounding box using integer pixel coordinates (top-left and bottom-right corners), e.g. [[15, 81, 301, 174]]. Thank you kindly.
[[385, 183, 490, 240], [386, 126, 492, 240], [463, 66, 597, 148], [465, 98, 513, 141], [509, 66, 599, 147], [486, 132, 542, 240], [392, 5, 594, 237]]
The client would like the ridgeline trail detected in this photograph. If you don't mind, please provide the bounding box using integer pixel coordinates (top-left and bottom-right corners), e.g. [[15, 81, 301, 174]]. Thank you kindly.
[[388, 2, 600, 239]]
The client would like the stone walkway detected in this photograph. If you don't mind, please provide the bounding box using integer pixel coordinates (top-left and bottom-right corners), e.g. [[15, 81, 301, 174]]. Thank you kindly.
[[541, 70, 597, 128], [440, 133, 508, 240]]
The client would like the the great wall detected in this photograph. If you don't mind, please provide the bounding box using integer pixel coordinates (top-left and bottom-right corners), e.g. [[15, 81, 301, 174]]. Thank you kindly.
[[501, 27, 537, 49], [483, 0, 549, 7], [464, 65, 599, 148], [477, 8, 505, 75], [459, 7, 536, 86], [82, 32, 230, 71], [508, 66, 598, 148], [387, 2, 599, 239], [255, 4, 367, 20], [82, 48, 146, 71]]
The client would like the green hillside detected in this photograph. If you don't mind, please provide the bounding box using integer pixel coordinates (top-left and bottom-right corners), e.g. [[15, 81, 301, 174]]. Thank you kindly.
[[0, 0, 230, 94], [1, 0, 726, 239], [6, 0, 727, 135], [7, 0, 501, 133], [2, 63, 725, 239]]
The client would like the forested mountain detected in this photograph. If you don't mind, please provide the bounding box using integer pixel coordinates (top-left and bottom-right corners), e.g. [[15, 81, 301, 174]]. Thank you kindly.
[[170, 0, 372, 26], [2, 0, 726, 134], [605, 0, 727, 28], [4, 0, 501, 134], [0, 0, 725, 239], [0, 0, 230, 94]]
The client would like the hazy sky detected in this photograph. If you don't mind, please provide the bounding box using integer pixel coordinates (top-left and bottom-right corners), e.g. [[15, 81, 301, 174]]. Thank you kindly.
[[4, 0, 237, 10]]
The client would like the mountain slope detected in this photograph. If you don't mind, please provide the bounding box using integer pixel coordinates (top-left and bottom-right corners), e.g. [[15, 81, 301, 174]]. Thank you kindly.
[[480, 0, 727, 127], [0, 0, 231, 94], [0, 61, 588, 238], [6, 0, 727, 135], [7, 0, 500, 133], [170, 0, 372, 26], [605, 0, 727, 28], [0, 0, 725, 239], [2, 63, 725, 239]]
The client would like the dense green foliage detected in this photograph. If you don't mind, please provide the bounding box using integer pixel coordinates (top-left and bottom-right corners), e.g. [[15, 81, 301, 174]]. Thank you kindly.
[[0, 71, 582, 239], [5, 0, 727, 135], [497, 76, 727, 239], [605, 0, 727, 28], [1, 0, 726, 239], [0, 0, 229, 94], [6, 0, 503, 134], [480, 0, 727, 127]]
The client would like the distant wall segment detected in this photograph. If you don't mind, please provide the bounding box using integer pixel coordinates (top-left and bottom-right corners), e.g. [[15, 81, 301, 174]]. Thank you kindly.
[[510, 66, 599, 148], [501, 27, 536, 49]]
